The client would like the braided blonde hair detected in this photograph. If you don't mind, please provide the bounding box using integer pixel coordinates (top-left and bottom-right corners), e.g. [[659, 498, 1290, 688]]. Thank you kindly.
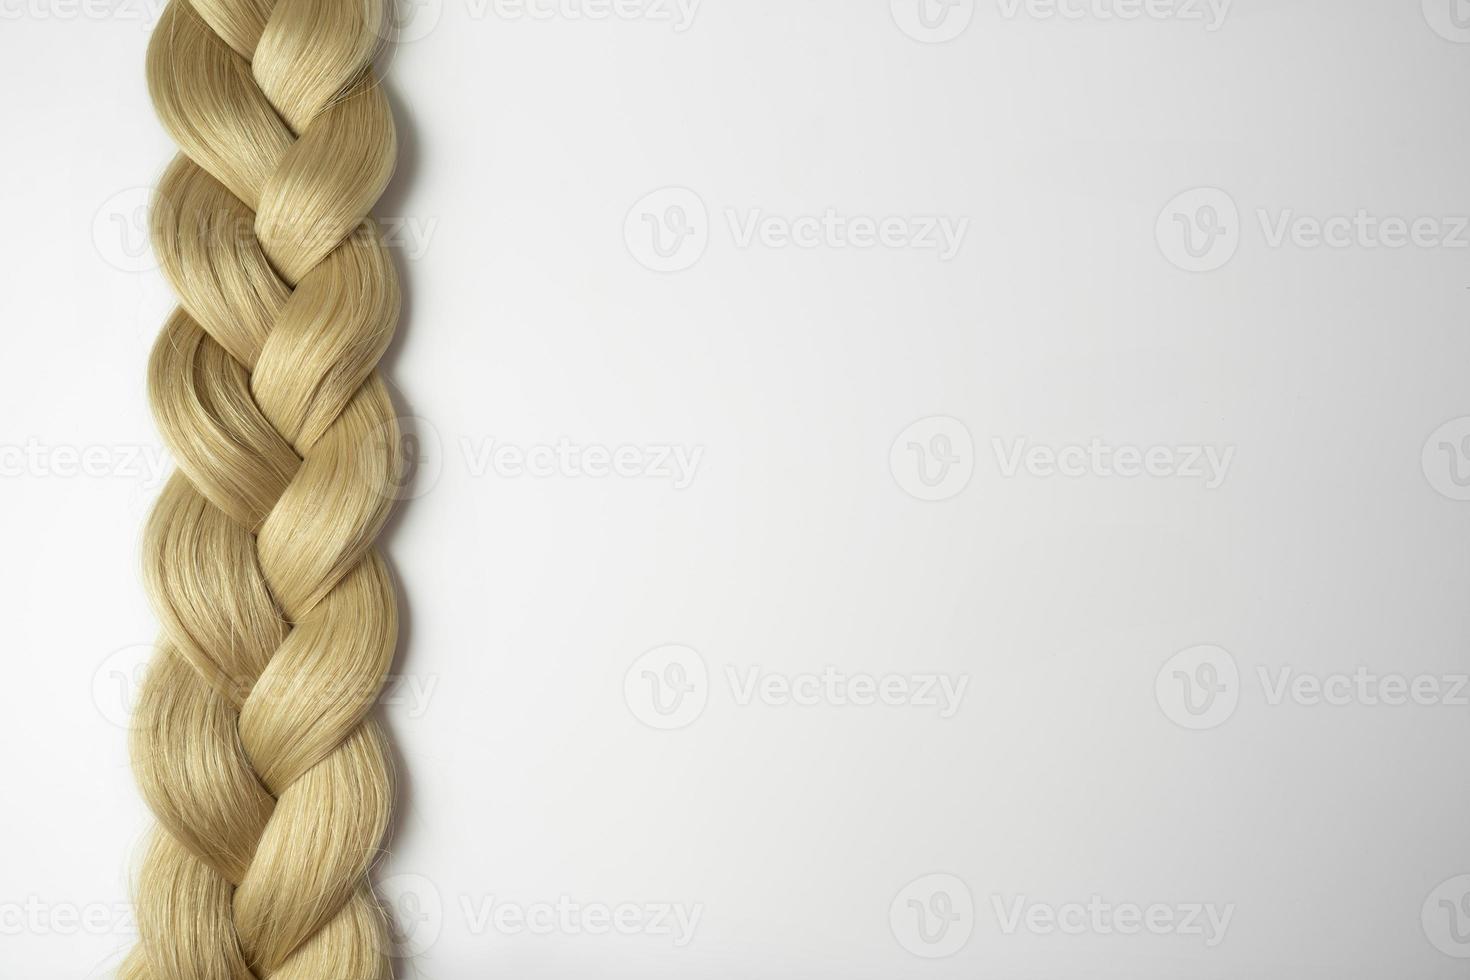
[[123, 0, 403, 974]]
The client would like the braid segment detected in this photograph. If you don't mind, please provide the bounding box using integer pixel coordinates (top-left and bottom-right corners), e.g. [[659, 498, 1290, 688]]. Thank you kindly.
[[124, 0, 403, 974]]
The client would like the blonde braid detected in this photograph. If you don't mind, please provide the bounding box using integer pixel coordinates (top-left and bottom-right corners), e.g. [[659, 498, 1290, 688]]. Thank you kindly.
[[123, 0, 403, 974]]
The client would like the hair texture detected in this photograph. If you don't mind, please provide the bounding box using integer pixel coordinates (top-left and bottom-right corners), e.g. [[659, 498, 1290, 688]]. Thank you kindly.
[[122, 0, 402, 975]]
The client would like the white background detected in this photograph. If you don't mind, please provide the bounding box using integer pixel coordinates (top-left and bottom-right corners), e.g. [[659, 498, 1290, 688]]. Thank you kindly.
[[5, 0, 1470, 976]]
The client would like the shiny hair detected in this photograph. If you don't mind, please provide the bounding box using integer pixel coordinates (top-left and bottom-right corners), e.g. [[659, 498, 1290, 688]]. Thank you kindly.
[[122, 0, 403, 973]]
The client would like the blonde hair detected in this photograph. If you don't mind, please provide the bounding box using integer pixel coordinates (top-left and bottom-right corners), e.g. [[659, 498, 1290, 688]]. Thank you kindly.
[[123, 0, 403, 973]]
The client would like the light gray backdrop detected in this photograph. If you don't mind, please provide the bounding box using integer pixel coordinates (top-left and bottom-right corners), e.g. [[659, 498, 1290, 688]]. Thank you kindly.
[[3, 0, 1470, 976]]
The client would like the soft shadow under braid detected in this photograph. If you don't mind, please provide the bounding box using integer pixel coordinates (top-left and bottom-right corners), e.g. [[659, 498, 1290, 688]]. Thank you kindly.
[[123, 0, 402, 974]]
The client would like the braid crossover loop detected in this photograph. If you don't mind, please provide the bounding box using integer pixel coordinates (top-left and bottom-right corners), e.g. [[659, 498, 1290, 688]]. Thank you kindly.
[[124, 0, 402, 975]]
